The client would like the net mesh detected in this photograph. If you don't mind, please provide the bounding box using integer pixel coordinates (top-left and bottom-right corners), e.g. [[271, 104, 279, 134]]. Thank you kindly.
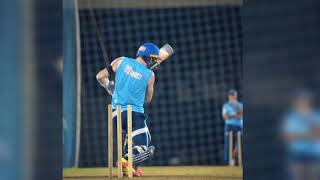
[[79, 5, 242, 167]]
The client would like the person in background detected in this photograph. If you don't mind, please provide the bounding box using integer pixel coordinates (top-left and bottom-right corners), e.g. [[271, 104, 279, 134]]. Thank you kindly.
[[282, 89, 320, 180], [222, 89, 243, 165]]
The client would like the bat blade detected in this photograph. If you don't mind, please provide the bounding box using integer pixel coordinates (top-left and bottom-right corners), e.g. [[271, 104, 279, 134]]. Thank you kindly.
[[159, 44, 174, 61], [150, 44, 174, 70]]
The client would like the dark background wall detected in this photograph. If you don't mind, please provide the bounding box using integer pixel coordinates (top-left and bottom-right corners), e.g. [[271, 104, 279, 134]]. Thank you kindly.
[[79, 6, 243, 166], [243, 1, 320, 180], [30, 0, 63, 179]]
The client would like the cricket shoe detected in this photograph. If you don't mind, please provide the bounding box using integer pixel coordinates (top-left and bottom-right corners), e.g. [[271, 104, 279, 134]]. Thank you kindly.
[[123, 166, 143, 177], [117, 158, 143, 177]]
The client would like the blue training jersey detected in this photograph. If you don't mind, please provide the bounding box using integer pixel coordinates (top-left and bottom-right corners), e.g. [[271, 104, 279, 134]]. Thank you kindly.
[[112, 57, 154, 113], [222, 101, 243, 127], [282, 110, 320, 156]]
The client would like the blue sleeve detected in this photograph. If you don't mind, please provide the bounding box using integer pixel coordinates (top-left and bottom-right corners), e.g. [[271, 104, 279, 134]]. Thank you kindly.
[[282, 113, 304, 134], [222, 104, 228, 115]]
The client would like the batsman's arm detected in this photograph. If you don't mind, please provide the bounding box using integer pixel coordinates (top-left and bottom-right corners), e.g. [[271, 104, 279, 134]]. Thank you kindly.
[[96, 57, 123, 95], [110, 57, 123, 72], [96, 68, 109, 82], [96, 57, 123, 80], [96, 68, 114, 95], [146, 75, 155, 103]]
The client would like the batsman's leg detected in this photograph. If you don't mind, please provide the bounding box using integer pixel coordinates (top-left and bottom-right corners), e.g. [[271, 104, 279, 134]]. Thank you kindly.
[[121, 111, 154, 176], [124, 129, 154, 166]]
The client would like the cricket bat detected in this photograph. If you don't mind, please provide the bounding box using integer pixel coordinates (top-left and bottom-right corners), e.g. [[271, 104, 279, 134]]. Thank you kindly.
[[150, 44, 174, 70]]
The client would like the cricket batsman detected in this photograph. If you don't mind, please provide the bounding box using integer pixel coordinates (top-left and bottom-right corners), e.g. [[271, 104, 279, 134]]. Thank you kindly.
[[96, 43, 173, 176]]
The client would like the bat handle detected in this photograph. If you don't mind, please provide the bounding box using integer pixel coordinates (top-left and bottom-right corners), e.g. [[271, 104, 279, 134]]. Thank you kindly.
[[150, 62, 160, 70]]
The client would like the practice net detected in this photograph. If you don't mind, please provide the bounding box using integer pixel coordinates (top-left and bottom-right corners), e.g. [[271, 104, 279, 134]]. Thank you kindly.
[[78, 1, 242, 167]]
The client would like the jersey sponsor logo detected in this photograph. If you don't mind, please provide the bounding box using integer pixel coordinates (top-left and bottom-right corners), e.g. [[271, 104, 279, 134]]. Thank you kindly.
[[124, 65, 142, 79]]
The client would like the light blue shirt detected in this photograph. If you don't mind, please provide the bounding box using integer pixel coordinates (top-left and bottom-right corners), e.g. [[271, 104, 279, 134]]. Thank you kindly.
[[222, 101, 243, 127], [112, 57, 154, 113], [283, 110, 320, 156]]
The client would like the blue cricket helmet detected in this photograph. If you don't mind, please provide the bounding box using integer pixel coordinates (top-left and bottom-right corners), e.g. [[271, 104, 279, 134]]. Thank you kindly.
[[136, 43, 160, 59]]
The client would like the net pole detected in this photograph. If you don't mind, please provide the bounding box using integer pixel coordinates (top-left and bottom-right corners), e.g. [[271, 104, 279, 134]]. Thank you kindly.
[[74, 0, 82, 167]]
